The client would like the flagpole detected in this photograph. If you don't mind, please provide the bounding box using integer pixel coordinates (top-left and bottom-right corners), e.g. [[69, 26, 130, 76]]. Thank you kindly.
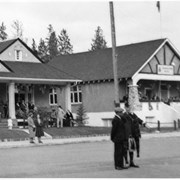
[[159, 4, 162, 38], [157, 1, 162, 38]]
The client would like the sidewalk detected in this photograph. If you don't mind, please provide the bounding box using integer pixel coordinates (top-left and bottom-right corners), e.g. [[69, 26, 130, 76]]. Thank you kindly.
[[0, 131, 180, 149]]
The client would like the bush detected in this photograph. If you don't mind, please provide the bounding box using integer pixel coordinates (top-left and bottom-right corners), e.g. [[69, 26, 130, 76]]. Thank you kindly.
[[37, 107, 51, 127]]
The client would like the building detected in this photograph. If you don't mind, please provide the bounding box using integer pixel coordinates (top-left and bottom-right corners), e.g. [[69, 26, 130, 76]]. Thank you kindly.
[[0, 38, 81, 126], [50, 38, 180, 127]]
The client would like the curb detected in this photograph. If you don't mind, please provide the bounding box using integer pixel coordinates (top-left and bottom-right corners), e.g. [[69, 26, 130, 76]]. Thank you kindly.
[[0, 131, 180, 149], [0, 135, 110, 149]]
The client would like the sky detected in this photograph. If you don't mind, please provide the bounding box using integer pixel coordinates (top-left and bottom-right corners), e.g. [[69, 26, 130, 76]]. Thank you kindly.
[[0, 0, 180, 53]]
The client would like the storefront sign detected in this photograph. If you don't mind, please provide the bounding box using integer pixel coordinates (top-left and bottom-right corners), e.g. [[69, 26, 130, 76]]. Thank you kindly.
[[157, 65, 174, 75]]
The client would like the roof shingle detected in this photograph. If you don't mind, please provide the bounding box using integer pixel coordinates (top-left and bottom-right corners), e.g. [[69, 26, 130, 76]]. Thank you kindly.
[[0, 61, 80, 81], [50, 39, 166, 81]]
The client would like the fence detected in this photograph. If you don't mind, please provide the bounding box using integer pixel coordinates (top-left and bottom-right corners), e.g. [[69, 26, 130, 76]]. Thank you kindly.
[[146, 119, 180, 131]]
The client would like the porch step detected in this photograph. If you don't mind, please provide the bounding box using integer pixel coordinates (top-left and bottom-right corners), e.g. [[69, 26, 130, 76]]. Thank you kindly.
[[0, 119, 8, 128], [0, 119, 8, 123]]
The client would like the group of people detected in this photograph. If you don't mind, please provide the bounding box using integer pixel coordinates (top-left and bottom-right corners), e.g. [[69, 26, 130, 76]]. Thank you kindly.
[[27, 107, 44, 144], [111, 102, 146, 170], [16, 100, 35, 119], [27, 105, 74, 143], [49, 106, 74, 128]]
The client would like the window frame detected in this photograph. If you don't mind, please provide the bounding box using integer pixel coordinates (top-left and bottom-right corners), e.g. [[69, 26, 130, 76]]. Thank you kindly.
[[49, 88, 57, 105], [15, 50, 22, 61], [70, 85, 82, 104]]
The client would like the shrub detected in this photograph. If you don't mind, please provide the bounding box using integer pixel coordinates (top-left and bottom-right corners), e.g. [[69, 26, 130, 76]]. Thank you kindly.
[[37, 107, 51, 127]]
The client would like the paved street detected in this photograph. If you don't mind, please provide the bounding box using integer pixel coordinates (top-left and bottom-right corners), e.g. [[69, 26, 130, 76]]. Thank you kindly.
[[0, 135, 180, 178]]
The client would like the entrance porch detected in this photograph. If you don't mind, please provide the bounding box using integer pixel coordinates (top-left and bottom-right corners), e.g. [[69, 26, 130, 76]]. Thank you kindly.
[[0, 81, 72, 127]]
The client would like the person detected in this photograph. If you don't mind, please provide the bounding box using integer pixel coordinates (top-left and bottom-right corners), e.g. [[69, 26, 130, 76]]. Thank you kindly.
[[28, 101, 35, 111], [20, 100, 27, 113], [50, 109, 57, 127], [34, 113, 44, 143], [57, 105, 65, 128], [111, 107, 128, 170], [64, 110, 74, 127], [123, 102, 145, 168], [27, 112, 36, 144], [3, 101, 8, 118]]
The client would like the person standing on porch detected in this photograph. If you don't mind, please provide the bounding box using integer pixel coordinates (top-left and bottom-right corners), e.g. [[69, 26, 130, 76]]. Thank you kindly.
[[27, 112, 36, 144], [57, 105, 65, 128]]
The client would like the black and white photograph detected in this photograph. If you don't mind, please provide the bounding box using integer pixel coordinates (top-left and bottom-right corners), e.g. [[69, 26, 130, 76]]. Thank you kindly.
[[0, 0, 180, 178]]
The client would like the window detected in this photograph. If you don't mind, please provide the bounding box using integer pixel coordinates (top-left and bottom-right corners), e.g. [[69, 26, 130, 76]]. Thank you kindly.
[[49, 88, 57, 105], [70, 85, 82, 104], [15, 50, 22, 61], [144, 88, 152, 100]]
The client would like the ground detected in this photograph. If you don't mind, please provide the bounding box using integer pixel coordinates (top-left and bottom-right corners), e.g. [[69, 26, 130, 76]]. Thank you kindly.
[[0, 135, 180, 178]]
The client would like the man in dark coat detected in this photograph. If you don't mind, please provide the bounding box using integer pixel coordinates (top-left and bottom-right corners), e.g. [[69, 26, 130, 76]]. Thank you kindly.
[[123, 102, 145, 168], [111, 107, 128, 170]]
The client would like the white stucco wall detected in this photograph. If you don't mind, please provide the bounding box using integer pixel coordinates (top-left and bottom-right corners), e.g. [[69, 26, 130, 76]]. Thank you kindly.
[[81, 102, 180, 128]]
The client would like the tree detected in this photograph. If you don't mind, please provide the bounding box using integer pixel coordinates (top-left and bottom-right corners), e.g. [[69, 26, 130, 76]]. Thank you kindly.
[[38, 38, 49, 63], [48, 31, 59, 60], [58, 29, 73, 55], [46, 24, 59, 60], [31, 38, 38, 56], [0, 22, 8, 41], [90, 26, 107, 51], [76, 104, 88, 126], [11, 20, 23, 39]]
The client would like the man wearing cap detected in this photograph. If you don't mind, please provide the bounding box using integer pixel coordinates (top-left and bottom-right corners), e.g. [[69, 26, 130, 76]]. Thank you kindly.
[[123, 102, 146, 168], [111, 106, 128, 170]]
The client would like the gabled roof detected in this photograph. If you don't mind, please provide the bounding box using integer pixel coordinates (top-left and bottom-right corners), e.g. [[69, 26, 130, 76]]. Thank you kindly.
[[0, 38, 43, 62], [49, 38, 166, 82], [0, 39, 17, 54], [0, 61, 81, 82]]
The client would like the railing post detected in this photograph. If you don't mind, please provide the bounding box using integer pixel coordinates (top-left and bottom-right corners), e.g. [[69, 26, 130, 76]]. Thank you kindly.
[[178, 119, 180, 129], [174, 120, 177, 130], [23, 119, 25, 129], [157, 120, 160, 131]]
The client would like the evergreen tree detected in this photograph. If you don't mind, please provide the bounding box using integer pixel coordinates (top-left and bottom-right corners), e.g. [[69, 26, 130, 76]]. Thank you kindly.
[[76, 104, 88, 126], [46, 24, 59, 60], [48, 31, 59, 59], [90, 26, 107, 51], [0, 22, 8, 41], [38, 38, 49, 63], [31, 38, 38, 56], [58, 29, 73, 55]]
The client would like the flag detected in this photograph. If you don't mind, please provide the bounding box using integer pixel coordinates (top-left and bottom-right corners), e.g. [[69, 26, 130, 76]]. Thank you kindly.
[[156, 1, 160, 12]]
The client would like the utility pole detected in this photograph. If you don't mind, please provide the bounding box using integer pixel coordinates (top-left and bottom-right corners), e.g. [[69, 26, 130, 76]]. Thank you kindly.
[[109, 1, 120, 107]]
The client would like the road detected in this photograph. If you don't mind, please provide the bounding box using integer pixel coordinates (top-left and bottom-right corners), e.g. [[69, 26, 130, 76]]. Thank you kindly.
[[0, 136, 180, 178]]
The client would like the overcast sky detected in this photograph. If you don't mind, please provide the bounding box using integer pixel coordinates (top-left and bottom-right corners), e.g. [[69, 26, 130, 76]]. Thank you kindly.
[[0, 0, 180, 53]]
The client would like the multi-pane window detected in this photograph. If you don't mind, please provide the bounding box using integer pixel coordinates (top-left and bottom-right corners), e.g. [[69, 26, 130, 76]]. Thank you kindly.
[[70, 85, 82, 104], [15, 50, 22, 61], [49, 88, 57, 105]]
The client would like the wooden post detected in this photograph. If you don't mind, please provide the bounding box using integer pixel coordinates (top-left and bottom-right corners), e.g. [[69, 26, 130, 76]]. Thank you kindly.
[[109, 1, 120, 107], [174, 120, 177, 130], [157, 120, 160, 131], [178, 119, 180, 129]]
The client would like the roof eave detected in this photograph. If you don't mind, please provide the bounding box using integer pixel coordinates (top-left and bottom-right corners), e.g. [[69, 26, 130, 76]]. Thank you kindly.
[[0, 77, 82, 84]]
